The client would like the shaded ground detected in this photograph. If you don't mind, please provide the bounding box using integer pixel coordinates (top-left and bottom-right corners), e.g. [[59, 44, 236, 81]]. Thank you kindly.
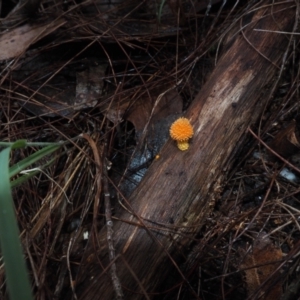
[[1, 0, 300, 299]]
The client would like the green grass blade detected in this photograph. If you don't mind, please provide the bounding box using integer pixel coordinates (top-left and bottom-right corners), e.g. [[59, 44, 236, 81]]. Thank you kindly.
[[10, 170, 40, 189], [9, 144, 61, 178], [0, 146, 33, 300], [10, 140, 27, 149], [158, 0, 167, 23], [10, 156, 56, 188], [0, 141, 59, 147]]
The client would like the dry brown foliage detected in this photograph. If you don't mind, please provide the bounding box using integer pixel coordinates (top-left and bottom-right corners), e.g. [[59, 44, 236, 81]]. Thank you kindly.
[[1, 0, 300, 299]]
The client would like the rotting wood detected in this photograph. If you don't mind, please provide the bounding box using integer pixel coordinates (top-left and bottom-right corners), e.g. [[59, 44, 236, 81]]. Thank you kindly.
[[76, 3, 296, 299]]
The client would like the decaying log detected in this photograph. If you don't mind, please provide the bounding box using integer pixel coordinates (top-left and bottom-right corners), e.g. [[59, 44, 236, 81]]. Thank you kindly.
[[77, 2, 296, 299]]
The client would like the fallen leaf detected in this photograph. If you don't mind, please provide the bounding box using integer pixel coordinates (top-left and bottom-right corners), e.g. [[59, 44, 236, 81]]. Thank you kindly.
[[0, 19, 66, 61], [106, 87, 182, 143], [268, 120, 300, 160], [18, 63, 106, 117], [240, 232, 283, 300], [75, 65, 106, 110]]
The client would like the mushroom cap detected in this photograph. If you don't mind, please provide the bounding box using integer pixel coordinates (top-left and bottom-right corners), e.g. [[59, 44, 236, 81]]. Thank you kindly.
[[177, 141, 189, 151], [170, 117, 194, 142]]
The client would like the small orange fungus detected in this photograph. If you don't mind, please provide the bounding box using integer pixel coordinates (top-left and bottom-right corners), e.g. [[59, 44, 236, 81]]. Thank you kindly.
[[170, 117, 194, 151]]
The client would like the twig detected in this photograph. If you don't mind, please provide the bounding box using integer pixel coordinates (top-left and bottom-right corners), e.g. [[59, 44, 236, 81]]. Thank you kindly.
[[67, 237, 78, 300], [81, 133, 102, 225], [248, 127, 300, 175], [254, 29, 300, 35], [232, 171, 277, 243], [103, 126, 124, 300]]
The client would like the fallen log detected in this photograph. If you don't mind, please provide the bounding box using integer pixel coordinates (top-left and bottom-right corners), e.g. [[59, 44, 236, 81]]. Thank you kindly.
[[76, 2, 296, 299]]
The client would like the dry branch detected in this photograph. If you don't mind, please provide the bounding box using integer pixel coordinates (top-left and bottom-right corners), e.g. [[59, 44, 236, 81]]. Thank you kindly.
[[76, 2, 296, 299]]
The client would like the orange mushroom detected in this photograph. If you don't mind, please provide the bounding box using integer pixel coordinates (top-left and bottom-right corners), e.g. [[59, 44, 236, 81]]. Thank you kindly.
[[169, 117, 193, 151]]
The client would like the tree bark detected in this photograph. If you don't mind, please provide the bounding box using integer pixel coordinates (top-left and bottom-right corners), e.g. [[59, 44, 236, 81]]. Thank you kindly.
[[77, 2, 296, 299]]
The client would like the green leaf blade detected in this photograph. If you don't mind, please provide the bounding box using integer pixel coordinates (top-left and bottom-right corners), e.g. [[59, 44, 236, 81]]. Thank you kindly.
[[0, 145, 33, 300]]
